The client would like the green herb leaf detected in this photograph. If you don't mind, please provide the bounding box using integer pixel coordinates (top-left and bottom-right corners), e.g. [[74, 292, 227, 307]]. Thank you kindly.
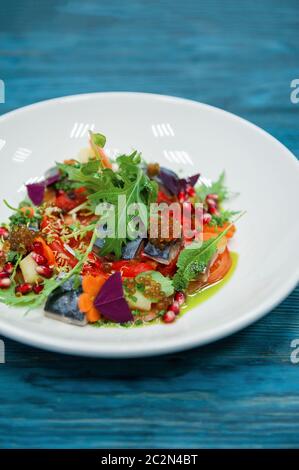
[[0, 230, 98, 311], [173, 240, 217, 291], [90, 132, 106, 148], [173, 220, 239, 291], [89, 152, 158, 258]]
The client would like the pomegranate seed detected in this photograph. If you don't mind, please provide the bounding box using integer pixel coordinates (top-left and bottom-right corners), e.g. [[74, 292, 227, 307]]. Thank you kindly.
[[207, 193, 218, 200], [163, 310, 176, 323], [33, 284, 44, 294], [31, 252, 47, 265], [0, 271, 9, 279], [15, 283, 32, 295], [36, 265, 53, 278], [209, 206, 220, 216], [174, 291, 186, 306], [32, 241, 43, 255], [0, 227, 9, 239], [203, 213, 212, 224], [4, 262, 14, 274], [206, 197, 217, 208], [0, 278, 11, 288], [182, 201, 193, 214], [186, 186, 196, 197], [178, 191, 186, 203], [169, 301, 180, 315]]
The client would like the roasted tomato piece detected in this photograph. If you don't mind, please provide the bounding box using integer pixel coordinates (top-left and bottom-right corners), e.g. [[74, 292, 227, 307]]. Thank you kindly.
[[81, 253, 107, 276], [207, 248, 232, 284], [157, 190, 173, 204], [49, 239, 78, 268], [55, 187, 87, 212], [40, 215, 51, 231]]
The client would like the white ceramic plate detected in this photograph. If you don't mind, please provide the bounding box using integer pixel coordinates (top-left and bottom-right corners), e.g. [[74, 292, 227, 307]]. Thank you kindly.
[[0, 92, 298, 357]]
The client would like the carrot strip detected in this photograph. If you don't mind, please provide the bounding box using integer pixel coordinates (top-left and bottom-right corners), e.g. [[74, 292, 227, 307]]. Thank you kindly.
[[203, 222, 236, 238], [34, 236, 56, 266], [78, 293, 93, 313], [86, 306, 101, 323], [82, 274, 107, 297]]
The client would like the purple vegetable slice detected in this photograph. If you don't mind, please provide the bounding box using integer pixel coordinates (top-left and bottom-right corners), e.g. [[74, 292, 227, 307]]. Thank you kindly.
[[45, 167, 61, 186], [26, 182, 46, 206], [186, 173, 200, 188], [158, 167, 200, 196], [159, 167, 180, 195], [179, 173, 200, 193], [93, 272, 133, 323], [26, 167, 61, 205]]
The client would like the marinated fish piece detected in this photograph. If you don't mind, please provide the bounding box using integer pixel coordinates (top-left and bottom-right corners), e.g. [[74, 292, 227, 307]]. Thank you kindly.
[[143, 241, 181, 265], [44, 279, 87, 326], [121, 237, 143, 260]]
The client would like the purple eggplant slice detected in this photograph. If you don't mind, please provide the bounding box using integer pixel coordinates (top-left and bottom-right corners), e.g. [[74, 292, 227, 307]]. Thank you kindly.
[[26, 167, 62, 206], [44, 279, 87, 326]]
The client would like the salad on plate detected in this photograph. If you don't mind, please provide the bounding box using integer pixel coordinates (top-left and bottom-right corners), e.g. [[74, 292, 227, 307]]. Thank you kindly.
[[0, 131, 240, 327]]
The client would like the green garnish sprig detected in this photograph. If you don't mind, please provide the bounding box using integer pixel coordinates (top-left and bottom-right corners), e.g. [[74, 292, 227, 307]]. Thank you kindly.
[[173, 213, 244, 291]]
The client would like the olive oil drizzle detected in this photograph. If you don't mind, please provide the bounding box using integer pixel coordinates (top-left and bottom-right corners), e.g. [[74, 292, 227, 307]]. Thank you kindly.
[[181, 252, 238, 315]]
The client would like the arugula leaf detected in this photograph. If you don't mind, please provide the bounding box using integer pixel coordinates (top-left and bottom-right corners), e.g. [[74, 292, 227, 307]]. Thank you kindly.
[[0, 277, 59, 308], [92, 153, 157, 257], [56, 160, 102, 192], [196, 171, 229, 203], [81, 159, 101, 175], [173, 224, 234, 291], [0, 230, 98, 311], [60, 151, 157, 258], [54, 177, 79, 192]]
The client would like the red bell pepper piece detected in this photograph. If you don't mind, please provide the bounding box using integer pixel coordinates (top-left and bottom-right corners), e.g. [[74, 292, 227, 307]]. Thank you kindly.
[[112, 260, 157, 277]]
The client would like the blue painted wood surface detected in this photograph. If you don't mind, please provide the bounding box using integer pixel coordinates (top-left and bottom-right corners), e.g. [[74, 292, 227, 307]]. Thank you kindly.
[[0, 0, 298, 449]]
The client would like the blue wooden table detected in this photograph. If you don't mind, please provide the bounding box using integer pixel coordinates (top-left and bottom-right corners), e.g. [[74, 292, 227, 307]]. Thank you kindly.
[[0, 0, 298, 448]]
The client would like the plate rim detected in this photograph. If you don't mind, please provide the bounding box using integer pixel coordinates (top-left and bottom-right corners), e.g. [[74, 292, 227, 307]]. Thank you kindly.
[[0, 91, 298, 357]]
